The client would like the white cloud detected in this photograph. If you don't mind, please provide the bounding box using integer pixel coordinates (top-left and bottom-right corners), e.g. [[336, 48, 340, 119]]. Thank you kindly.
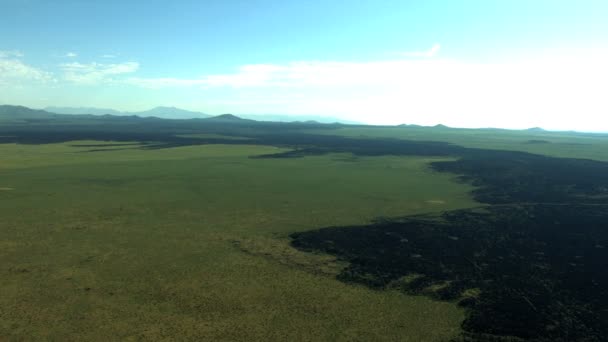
[[399, 44, 441, 58], [0, 53, 53, 85], [121, 52, 608, 130], [65, 52, 78, 58], [101, 54, 117, 58], [125, 60, 433, 89], [61, 61, 139, 84]]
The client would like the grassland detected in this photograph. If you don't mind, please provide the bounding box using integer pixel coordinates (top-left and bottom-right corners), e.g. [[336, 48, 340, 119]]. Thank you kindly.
[[1, 141, 477, 341], [3, 106, 607, 341], [309, 126, 608, 161]]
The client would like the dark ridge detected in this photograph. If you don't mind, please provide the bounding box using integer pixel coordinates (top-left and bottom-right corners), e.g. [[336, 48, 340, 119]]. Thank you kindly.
[[207, 113, 247, 121], [0, 105, 56, 118]]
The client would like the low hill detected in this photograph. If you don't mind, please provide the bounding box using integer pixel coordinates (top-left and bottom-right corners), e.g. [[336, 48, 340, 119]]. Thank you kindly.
[[205, 114, 252, 122], [0, 105, 53, 117], [0, 105, 57, 122], [526, 127, 546, 132]]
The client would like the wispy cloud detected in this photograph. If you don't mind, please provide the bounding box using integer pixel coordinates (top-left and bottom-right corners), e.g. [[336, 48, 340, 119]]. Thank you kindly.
[[399, 43, 441, 58], [65, 52, 78, 58], [0, 50, 24, 58], [61, 61, 139, 84], [125, 59, 449, 89], [124, 63, 297, 89], [0, 52, 53, 85], [101, 54, 117, 59]]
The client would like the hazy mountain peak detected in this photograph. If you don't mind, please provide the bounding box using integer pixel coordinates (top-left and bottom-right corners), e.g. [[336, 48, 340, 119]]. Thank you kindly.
[[45, 106, 121, 115], [45, 106, 210, 119]]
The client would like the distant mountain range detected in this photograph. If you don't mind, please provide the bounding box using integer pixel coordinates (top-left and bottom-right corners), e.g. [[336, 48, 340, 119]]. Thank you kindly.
[[4, 104, 597, 134], [44, 106, 360, 124], [0, 105, 250, 123], [0, 105, 344, 127], [238, 114, 361, 124], [45, 106, 212, 120]]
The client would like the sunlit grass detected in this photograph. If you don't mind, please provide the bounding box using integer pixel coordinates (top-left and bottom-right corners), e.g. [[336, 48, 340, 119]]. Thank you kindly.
[[0, 141, 478, 340]]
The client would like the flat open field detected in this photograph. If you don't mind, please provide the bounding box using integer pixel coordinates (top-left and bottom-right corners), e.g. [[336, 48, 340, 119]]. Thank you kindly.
[[0, 141, 477, 341], [2, 110, 608, 341]]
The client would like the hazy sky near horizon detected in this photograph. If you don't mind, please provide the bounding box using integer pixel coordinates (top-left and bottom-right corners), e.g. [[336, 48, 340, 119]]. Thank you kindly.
[[1, 0, 607, 130]]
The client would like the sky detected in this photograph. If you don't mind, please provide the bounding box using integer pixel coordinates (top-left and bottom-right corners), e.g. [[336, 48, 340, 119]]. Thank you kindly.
[[1, 0, 608, 131]]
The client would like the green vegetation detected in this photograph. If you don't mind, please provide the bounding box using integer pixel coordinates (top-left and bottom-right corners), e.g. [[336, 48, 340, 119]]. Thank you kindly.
[[1, 142, 476, 340], [3, 106, 608, 340], [311, 126, 608, 161]]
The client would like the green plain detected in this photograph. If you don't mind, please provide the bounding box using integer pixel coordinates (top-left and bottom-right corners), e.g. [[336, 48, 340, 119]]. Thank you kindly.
[[1, 142, 478, 341], [310, 126, 608, 161]]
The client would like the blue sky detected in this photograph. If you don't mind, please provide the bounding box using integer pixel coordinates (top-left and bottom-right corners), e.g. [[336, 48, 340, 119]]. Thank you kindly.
[[1, 0, 607, 130]]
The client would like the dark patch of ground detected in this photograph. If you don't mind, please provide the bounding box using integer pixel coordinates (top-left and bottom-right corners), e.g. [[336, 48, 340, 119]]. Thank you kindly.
[[291, 205, 608, 341], [70, 142, 144, 147], [430, 152, 608, 204]]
